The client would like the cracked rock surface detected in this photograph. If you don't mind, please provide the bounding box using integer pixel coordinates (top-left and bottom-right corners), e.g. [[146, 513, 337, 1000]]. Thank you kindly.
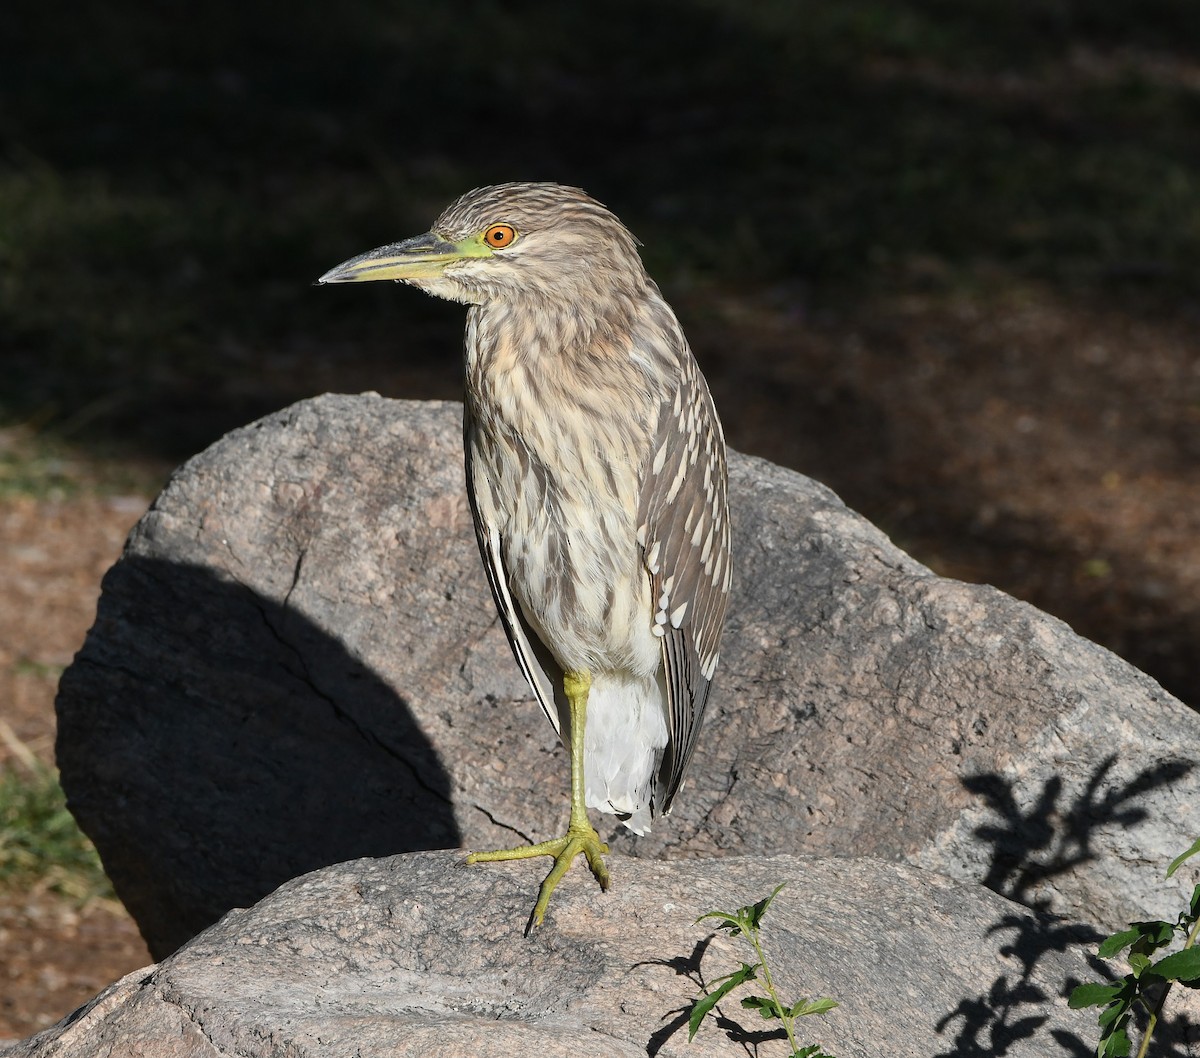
[[3, 851, 1102, 1058], [55, 395, 1200, 962]]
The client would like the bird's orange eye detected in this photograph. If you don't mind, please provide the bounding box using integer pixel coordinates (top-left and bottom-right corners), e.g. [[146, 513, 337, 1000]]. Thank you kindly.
[[483, 223, 517, 249]]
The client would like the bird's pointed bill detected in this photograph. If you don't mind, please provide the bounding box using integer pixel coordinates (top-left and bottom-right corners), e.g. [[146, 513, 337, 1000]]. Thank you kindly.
[[317, 232, 492, 284]]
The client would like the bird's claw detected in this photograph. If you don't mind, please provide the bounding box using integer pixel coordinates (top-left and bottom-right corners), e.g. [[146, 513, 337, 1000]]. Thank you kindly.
[[466, 824, 610, 933], [528, 827, 610, 933]]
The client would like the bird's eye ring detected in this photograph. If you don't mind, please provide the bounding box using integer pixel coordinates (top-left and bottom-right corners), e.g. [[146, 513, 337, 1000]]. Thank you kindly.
[[484, 223, 518, 249]]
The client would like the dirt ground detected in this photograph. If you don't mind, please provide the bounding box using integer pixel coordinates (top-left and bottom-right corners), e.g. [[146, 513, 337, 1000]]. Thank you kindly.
[[0, 488, 156, 1040], [0, 282, 1197, 1040], [0, 890, 148, 1043]]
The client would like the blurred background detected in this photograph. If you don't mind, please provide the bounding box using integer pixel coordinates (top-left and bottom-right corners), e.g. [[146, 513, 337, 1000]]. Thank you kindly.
[[1, 0, 1198, 1038]]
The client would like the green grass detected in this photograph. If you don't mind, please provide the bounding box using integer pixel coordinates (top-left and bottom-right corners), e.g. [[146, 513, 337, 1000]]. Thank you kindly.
[[0, 425, 165, 499], [10, 657, 66, 680], [0, 436, 81, 501], [0, 763, 113, 903]]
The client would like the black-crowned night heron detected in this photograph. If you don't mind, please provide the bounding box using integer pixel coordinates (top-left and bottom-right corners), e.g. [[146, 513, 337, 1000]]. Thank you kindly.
[[319, 182, 730, 929]]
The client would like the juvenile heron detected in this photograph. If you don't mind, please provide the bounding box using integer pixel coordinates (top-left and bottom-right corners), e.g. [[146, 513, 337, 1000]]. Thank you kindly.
[[319, 182, 730, 928]]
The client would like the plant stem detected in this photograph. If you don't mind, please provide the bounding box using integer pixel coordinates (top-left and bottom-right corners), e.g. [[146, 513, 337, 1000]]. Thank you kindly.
[[1135, 913, 1200, 1058], [748, 926, 802, 1056]]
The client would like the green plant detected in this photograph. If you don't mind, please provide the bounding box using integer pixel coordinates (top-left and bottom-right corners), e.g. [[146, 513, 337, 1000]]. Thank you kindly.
[[0, 755, 113, 903], [0, 423, 163, 500], [689, 882, 838, 1058], [1069, 839, 1200, 1058]]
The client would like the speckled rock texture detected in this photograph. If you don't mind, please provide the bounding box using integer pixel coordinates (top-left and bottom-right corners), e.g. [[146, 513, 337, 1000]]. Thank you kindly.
[[4, 852, 1108, 1058], [56, 395, 1200, 961]]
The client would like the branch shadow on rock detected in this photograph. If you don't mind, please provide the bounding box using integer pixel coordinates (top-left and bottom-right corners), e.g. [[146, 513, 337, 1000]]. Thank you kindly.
[[641, 937, 714, 1058], [965, 754, 1194, 910], [933, 910, 1101, 1057], [56, 556, 460, 960], [640, 935, 788, 1057], [933, 754, 1195, 1055]]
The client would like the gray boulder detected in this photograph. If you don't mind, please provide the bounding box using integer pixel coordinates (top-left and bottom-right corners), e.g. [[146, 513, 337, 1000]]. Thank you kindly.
[[56, 395, 1200, 960], [4, 851, 1106, 1058]]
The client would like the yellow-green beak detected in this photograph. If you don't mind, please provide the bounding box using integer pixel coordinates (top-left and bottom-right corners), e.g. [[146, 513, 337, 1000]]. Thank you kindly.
[[317, 232, 491, 284]]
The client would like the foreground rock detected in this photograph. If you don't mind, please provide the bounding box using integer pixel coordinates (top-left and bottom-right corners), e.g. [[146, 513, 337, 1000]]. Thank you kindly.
[[57, 396, 1200, 959], [6, 852, 1104, 1058]]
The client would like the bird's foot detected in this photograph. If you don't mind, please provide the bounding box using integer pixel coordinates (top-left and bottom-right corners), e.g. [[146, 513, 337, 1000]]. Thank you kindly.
[[466, 823, 610, 933]]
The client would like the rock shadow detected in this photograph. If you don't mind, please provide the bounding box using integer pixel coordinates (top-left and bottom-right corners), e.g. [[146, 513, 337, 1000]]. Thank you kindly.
[[56, 556, 460, 959]]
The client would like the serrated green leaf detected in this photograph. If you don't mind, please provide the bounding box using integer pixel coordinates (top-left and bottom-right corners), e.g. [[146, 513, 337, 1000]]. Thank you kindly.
[[693, 909, 731, 924], [687, 993, 718, 1041], [1068, 982, 1123, 1009], [1130, 920, 1175, 956], [1098, 929, 1141, 958], [695, 908, 744, 932], [1102, 1025, 1131, 1057], [704, 962, 761, 991], [1098, 999, 1130, 1029], [1129, 952, 1150, 976], [1150, 946, 1200, 982], [793, 997, 839, 1017], [689, 964, 758, 1041], [741, 994, 782, 1019], [747, 881, 788, 930], [1167, 838, 1200, 879]]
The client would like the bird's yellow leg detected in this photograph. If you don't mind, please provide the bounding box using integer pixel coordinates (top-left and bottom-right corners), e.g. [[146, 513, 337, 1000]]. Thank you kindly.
[[466, 668, 610, 929]]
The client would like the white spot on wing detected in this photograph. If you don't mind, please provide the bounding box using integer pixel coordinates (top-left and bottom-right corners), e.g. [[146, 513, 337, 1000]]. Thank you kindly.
[[665, 465, 686, 503], [652, 441, 668, 475]]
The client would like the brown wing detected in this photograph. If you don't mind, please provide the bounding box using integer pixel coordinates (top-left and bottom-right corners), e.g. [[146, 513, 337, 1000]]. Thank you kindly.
[[636, 350, 731, 814], [463, 407, 567, 738]]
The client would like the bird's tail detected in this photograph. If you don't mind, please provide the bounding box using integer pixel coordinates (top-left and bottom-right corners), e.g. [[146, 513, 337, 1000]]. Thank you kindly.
[[583, 671, 667, 835]]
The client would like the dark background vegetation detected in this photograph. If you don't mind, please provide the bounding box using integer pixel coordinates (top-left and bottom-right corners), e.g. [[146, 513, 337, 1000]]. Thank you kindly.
[[3, 0, 1198, 700]]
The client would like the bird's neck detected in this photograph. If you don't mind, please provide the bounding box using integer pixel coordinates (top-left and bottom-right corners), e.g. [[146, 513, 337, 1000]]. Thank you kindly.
[[470, 289, 595, 367], [463, 288, 676, 449]]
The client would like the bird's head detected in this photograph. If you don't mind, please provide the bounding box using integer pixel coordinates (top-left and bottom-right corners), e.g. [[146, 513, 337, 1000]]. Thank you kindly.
[[317, 182, 647, 307]]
